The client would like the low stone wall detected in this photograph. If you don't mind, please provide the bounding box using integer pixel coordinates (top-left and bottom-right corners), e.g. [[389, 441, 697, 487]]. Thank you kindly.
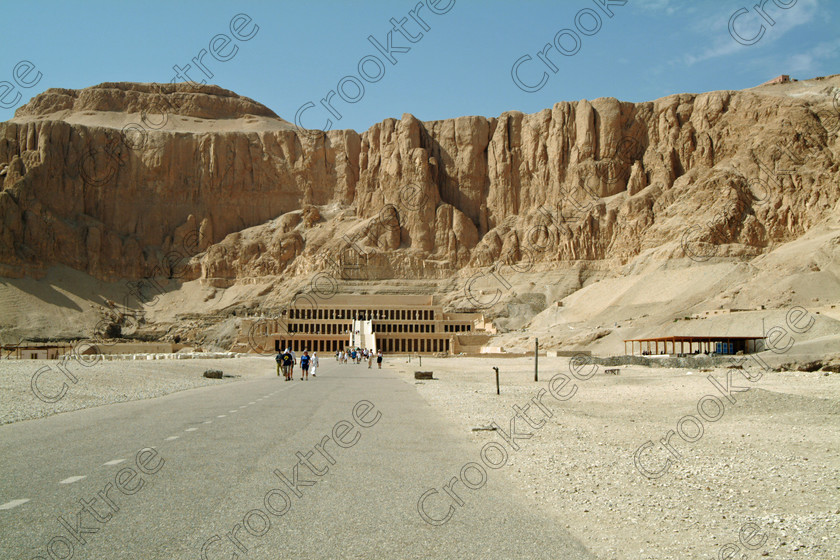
[[546, 350, 592, 357], [100, 352, 246, 361], [586, 354, 738, 368]]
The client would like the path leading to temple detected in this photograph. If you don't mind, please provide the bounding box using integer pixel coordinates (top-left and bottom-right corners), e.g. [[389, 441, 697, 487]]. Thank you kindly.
[[0, 359, 595, 560]]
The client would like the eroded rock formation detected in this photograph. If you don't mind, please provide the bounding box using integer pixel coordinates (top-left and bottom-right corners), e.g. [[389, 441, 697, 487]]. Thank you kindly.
[[1, 78, 839, 283]]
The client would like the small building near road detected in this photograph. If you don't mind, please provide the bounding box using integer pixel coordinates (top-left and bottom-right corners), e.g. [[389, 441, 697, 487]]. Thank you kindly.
[[623, 335, 766, 356], [1, 342, 72, 360]]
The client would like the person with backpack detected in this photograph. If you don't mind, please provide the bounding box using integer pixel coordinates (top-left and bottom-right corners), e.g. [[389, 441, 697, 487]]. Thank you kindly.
[[275, 349, 283, 377], [281, 349, 295, 381], [300, 350, 311, 380], [288, 348, 297, 378]]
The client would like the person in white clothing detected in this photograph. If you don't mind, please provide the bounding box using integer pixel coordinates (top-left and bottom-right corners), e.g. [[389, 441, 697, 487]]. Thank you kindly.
[[311, 352, 319, 377]]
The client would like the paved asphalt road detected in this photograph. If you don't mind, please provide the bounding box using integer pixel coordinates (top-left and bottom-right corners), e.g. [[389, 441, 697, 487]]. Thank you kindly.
[[0, 358, 596, 559]]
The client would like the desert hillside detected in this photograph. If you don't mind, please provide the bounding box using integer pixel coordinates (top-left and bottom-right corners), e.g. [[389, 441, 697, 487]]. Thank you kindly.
[[1, 77, 839, 350]]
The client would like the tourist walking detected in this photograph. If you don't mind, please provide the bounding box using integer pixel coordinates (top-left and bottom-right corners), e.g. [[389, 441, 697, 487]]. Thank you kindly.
[[288, 347, 297, 378], [281, 349, 294, 381], [275, 349, 282, 377], [368, 351, 373, 368], [300, 350, 311, 380], [377, 350, 383, 369], [311, 352, 319, 377]]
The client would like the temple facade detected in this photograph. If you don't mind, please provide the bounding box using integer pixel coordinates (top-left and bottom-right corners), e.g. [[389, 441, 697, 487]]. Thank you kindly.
[[237, 295, 494, 355]]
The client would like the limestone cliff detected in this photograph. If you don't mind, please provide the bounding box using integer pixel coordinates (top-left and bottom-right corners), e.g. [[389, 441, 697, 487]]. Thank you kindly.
[[1, 78, 839, 284]]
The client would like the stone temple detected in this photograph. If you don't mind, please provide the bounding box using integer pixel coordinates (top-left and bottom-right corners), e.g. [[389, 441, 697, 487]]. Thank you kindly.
[[237, 295, 495, 355]]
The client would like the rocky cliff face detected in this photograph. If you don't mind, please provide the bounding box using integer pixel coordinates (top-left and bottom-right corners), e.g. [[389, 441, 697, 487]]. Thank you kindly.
[[1, 78, 839, 283]]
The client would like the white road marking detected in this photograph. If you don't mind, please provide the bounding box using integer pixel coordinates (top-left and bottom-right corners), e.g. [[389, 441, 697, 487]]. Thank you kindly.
[[102, 459, 125, 466], [248, 402, 256, 405], [203, 420, 213, 424], [217, 415, 227, 418], [165, 436, 179, 441], [0, 499, 29, 510], [229, 410, 238, 413], [239, 405, 247, 408], [185, 428, 198, 432], [59, 476, 86, 484]]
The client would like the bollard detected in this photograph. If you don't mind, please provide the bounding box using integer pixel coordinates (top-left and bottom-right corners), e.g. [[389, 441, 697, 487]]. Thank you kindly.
[[493, 366, 500, 395], [535, 338, 539, 382]]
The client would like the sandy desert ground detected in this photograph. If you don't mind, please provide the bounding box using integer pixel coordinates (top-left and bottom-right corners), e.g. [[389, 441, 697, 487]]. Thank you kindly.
[[1, 353, 837, 559], [387, 356, 839, 560], [0, 356, 270, 425]]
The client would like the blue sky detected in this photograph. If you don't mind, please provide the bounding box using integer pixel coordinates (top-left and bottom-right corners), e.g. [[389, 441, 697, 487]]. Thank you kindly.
[[1, 0, 837, 132]]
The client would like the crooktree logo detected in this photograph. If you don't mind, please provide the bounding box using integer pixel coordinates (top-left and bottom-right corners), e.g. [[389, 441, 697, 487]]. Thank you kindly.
[[28, 447, 164, 560], [294, 0, 455, 138], [29, 229, 203, 404], [0, 60, 42, 110], [728, 0, 798, 46], [679, 131, 824, 263], [680, 224, 720, 263], [417, 354, 598, 525], [633, 306, 815, 480], [199, 400, 381, 558], [511, 0, 627, 93], [65, 13, 258, 188]]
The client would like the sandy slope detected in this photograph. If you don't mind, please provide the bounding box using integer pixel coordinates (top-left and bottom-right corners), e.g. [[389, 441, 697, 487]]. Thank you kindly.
[[493, 218, 840, 355]]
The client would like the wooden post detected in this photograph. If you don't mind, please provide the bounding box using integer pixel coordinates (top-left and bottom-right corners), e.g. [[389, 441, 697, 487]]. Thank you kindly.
[[534, 338, 539, 382]]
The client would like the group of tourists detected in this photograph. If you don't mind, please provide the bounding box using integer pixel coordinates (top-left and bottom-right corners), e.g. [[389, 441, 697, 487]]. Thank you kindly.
[[275, 348, 319, 381], [336, 348, 383, 369], [275, 347, 384, 378]]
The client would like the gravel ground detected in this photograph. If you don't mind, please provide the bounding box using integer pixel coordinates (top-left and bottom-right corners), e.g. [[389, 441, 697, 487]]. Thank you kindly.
[[3, 353, 837, 559], [0, 355, 275, 425], [387, 356, 840, 560]]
